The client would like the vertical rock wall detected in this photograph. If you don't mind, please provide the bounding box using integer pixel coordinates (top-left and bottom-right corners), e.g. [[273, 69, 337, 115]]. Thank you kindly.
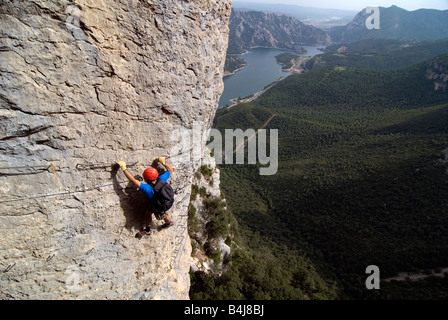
[[0, 0, 231, 299]]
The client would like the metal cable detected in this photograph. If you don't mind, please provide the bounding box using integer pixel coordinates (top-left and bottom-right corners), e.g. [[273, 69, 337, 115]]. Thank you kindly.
[[1, 159, 192, 269], [0, 164, 58, 176], [0, 179, 128, 204], [76, 162, 137, 171]]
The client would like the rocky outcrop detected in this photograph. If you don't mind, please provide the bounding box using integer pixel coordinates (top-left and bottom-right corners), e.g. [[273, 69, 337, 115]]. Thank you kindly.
[[189, 148, 227, 273], [426, 54, 448, 92], [228, 9, 332, 54], [0, 0, 231, 299]]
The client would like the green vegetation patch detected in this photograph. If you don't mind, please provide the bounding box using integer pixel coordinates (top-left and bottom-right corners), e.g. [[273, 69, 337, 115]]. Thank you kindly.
[[275, 52, 300, 70], [213, 56, 448, 299]]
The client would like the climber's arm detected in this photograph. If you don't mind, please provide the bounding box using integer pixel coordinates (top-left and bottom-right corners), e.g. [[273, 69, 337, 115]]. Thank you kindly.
[[158, 157, 173, 174], [116, 161, 141, 188], [165, 162, 174, 174], [122, 168, 141, 188]]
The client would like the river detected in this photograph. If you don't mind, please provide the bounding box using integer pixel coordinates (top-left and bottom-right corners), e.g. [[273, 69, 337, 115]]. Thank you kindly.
[[218, 45, 324, 108]]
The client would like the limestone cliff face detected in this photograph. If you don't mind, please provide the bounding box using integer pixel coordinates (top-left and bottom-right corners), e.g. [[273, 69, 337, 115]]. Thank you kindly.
[[0, 0, 231, 299], [189, 148, 229, 273]]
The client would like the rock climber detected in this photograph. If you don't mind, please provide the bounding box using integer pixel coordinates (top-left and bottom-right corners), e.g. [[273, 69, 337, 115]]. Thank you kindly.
[[116, 157, 174, 238]]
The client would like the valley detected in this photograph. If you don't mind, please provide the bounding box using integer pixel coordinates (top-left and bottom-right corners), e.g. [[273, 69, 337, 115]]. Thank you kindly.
[[191, 3, 448, 301], [212, 59, 448, 299]]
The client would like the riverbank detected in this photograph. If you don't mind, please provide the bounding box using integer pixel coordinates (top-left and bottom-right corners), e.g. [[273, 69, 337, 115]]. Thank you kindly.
[[224, 54, 248, 77], [227, 81, 278, 108], [224, 45, 316, 77], [280, 55, 310, 73], [219, 46, 324, 108], [224, 65, 246, 77], [225, 56, 311, 109]]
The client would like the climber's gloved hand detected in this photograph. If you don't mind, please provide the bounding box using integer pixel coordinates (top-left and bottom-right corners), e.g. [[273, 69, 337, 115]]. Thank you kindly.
[[158, 157, 166, 166], [116, 161, 127, 171]]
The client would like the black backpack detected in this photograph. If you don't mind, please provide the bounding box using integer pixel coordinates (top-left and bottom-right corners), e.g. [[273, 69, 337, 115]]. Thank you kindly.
[[152, 179, 175, 212]]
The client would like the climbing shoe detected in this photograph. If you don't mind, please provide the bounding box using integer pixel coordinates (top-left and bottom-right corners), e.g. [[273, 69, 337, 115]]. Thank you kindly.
[[158, 221, 173, 230], [135, 228, 152, 239]]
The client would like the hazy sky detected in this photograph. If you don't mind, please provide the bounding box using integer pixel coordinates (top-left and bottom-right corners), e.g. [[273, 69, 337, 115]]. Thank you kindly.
[[233, 0, 448, 11]]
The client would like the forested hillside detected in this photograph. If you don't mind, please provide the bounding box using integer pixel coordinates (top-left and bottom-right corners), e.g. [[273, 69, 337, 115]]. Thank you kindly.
[[213, 56, 448, 299], [306, 38, 448, 70]]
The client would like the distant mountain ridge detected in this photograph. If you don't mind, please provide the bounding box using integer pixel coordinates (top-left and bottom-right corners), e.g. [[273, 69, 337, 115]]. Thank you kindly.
[[228, 9, 332, 54], [232, 1, 357, 28], [330, 5, 448, 43]]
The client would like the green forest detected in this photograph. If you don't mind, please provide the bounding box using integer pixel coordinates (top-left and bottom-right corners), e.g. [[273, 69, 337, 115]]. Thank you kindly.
[[225, 55, 247, 75], [192, 51, 448, 300], [275, 52, 300, 70], [306, 38, 448, 70]]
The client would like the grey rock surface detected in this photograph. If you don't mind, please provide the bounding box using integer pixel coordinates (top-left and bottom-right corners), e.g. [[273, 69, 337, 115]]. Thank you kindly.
[[0, 0, 230, 299], [228, 9, 332, 54]]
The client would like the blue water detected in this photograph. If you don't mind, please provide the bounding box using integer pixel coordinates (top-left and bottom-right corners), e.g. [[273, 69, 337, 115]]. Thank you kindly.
[[218, 45, 324, 107]]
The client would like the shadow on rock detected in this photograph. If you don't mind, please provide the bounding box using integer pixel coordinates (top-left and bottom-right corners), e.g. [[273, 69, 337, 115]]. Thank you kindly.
[[111, 165, 148, 232]]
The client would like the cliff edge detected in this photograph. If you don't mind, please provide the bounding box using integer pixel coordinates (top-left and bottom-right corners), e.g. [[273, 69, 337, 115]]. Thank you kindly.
[[0, 0, 231, 299]]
